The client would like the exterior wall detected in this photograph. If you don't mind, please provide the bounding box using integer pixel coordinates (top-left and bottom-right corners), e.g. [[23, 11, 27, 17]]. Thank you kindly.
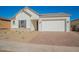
[[31, 20, 38, 31], [23, 9, 39, 20], [11, 20, 18, 28], [38, 17, 70, 32], [0, 20, 10, 28], [66, 17, 70, 32], [11, 11, 35, 31]]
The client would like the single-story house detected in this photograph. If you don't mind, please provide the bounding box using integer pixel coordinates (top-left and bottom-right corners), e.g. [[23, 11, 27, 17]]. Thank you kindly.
[[0, 18, 10, 29], [11, 7, 70, 32], [71, 19, 79, 31], [71, 19, 79, 26]]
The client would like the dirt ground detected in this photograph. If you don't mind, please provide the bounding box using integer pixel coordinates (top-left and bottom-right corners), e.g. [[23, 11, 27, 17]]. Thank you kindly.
[[30, 32, 79, 47], [0, 29, 38, 42], [0, 29, 79, 47], [0, 50, 11, 52]]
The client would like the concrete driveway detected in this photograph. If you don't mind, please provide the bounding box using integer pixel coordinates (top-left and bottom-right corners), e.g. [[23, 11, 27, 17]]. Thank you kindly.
[[30, 32, 79, 47]]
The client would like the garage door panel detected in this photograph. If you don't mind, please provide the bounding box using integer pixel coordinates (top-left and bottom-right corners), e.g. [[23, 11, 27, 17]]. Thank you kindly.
[[41, 20, 65, 31]]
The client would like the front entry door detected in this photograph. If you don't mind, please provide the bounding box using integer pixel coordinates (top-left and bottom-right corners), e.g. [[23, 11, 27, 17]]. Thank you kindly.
[[19, 20, 26, 28]]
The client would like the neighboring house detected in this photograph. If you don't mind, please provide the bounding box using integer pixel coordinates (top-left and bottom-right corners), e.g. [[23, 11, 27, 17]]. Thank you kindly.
[[71, 19, 79, 26], [71, 19, 79, 31], [0, 18, 10, 29], [11, 7, 70, 32]]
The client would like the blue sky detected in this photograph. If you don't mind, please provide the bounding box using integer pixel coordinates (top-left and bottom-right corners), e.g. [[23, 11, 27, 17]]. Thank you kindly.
[[0, 6, 79, 21]]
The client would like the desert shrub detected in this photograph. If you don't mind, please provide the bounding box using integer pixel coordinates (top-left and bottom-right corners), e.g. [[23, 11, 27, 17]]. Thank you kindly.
[[4, 31, 7, 34], [21, 37, 24, 39]]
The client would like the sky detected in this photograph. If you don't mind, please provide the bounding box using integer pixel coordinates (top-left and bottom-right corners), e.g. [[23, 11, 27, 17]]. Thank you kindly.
[[0, 6, 79, 21]]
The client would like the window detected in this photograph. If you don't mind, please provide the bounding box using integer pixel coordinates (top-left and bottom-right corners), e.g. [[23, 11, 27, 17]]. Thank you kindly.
[[13, 21, 15, 25], [19, 20, 26, 28]]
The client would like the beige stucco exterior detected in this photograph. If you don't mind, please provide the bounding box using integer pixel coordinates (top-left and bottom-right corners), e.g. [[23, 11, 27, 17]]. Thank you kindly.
[[38, 17, 70, 32], [11, 7, 70, 32], [11, 8, 39, 31]]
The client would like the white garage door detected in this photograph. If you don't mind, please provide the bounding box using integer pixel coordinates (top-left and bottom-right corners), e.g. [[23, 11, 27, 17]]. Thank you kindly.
[[41, 20, 65, 31]]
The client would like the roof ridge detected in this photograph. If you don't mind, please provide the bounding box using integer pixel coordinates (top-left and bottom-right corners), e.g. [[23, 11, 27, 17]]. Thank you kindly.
[[10, 7, 39, 20], [24, 7, 39, 15]]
